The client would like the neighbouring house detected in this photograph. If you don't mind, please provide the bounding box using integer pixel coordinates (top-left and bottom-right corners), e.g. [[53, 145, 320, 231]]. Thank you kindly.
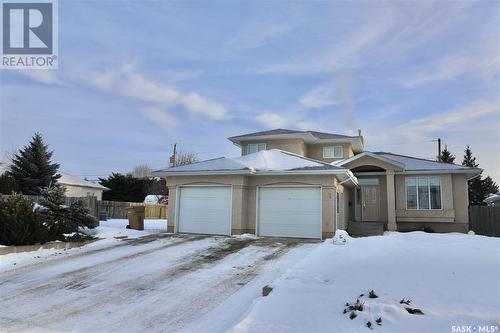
[[58, 173, 109, 200], [152, 129, 482, 239], [0, 163, 108, 200]]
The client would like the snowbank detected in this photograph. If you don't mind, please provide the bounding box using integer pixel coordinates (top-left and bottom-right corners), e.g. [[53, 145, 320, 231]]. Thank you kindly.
[[229, 232, 500, 333]]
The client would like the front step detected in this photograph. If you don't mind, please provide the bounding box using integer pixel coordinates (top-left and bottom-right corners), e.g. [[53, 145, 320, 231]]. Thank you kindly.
[[348, 222, 384, 237]]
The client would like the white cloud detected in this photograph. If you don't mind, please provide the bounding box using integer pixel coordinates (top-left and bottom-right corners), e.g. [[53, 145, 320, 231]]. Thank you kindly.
[[299, 85, 336, 108], [252, 4, 395, 75], [87, 64, 227, 121], [255, 113, 291, 128], [394, 100, 500, 140], [400, 52, 500, 88], [180, 92, 226, 120], [141, 107, 177, 129], [254, 112, 323, 131], [16, 70, 63, 85]]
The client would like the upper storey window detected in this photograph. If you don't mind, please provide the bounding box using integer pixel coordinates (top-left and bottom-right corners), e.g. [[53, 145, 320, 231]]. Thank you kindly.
[[323, 146, 343, 158], [248, 143, 267, 154]]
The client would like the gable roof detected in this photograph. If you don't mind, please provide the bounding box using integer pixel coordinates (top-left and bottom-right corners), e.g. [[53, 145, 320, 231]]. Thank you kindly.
[[228, 128, 364, 152], [58, 173, 109, 190], [335, 151, 482, 177], [0, 163, 108, 191], [152, 149, 357, 184], [154, 149, 341, 174], [229, 129, 356, 140]]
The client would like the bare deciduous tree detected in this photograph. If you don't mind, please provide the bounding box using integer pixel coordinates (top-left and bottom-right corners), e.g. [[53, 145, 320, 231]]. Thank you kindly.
[[175, 152, 200, 166], [131, 164, 152, 178]]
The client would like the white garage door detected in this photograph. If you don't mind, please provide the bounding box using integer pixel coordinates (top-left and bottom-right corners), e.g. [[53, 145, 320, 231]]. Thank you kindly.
[[258, 187, 321, 239], [177, 186, 231, 235]]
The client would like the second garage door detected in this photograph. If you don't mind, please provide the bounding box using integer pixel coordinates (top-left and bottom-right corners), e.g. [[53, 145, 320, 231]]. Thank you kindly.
[[257, 187, 321, 239], [177, 186, 231, 235]]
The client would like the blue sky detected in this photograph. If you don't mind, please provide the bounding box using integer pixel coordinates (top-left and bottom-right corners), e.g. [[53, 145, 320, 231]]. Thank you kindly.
[[1, 0, 499, 182]]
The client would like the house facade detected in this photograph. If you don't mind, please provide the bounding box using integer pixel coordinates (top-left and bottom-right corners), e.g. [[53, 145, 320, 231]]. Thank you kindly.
[[153, 129, 481, 239]]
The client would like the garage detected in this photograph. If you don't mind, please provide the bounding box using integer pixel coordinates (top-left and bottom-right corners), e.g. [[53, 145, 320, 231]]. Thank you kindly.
[[177, 186, 232, 235], [257, 187, 322, 239]]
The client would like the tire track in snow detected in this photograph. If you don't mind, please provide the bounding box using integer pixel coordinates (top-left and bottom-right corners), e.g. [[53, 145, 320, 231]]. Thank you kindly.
[[0, 233, 176, 279], [0, 234, 207, 301], [1, 238, 301, 333]]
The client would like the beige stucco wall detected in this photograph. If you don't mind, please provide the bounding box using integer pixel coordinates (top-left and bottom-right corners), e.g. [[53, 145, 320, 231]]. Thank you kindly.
[[62, 185, 104, 200], [240, 139, 307, 156], [394, 173, 469, 232], [306, 143, 354, 163], [335, 184, 351, 230], [166, 174, 343, 239], [344, 154, 469, 233], [239, 139, 355, 164]]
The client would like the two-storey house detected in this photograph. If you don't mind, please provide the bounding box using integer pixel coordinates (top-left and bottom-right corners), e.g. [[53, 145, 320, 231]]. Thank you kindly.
[[153, 129, 481, 239]]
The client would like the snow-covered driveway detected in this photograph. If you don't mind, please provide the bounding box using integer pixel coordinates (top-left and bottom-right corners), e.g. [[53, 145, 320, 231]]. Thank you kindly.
[[0, 233, 317, 333]]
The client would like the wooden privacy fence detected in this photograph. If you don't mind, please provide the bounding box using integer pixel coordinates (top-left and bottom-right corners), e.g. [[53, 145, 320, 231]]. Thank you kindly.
[[130, 203, 168, 219], [469, 206, 500, 237], [1, 194, 167, 220]]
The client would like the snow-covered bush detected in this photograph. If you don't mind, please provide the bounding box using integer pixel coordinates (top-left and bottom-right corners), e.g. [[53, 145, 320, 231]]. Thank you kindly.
[[0, 187, 97, 245], [0, 193, 45, 245]]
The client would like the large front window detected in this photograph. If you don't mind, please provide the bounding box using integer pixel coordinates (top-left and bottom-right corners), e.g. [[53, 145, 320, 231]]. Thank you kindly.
[[405, 176, 441, 210], [247, 143, 266, 154]]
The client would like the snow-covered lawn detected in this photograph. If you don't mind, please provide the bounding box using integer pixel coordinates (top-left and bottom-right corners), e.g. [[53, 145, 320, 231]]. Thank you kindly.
[[1, 230, 498, 333], [228, 232, 500, 333]]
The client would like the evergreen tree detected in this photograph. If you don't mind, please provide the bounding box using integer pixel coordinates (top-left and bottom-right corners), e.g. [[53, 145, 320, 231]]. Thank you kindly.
[[0, 173, 18, 194], [462, 145, 478, 167], [439, 146, 455, 164], [99, 173, 149, 202], [462, 145, 484, 205], [482, 176, 499, 196], [9, 133, 60, 194], [37, 186, 97, 241]]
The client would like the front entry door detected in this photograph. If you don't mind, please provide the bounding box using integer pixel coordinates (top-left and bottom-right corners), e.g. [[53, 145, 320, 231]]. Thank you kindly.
[[361, 185, 380, 221]]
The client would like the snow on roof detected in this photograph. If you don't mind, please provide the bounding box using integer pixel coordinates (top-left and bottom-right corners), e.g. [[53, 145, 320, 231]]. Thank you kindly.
[[373, 152, 479, 171], [237, 149, 333, 171], [58, 172, 109, 190], [0, 163, 108, 191], [155, 149, 342, 174]]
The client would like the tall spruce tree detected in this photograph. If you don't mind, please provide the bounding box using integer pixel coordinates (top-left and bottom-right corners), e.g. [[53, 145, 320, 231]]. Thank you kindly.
[[439, 146, 455, 164], [9, 133, 60, 195], [462, 145, 484, 205], [482, 176, 499, 196], [462, 145, 478, 168]]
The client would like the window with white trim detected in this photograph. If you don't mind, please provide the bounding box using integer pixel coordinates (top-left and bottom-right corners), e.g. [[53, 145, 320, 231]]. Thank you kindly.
[[405, 176, 442, 210], [323, 146, 343, 158], [247, 143, 266, 154]]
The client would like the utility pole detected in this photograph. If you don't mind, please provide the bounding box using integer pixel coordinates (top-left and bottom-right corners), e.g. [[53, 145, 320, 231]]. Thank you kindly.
[[438, 138, 441, 161], [432, 138, 442, 161], [170, 143, 177, 167]]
